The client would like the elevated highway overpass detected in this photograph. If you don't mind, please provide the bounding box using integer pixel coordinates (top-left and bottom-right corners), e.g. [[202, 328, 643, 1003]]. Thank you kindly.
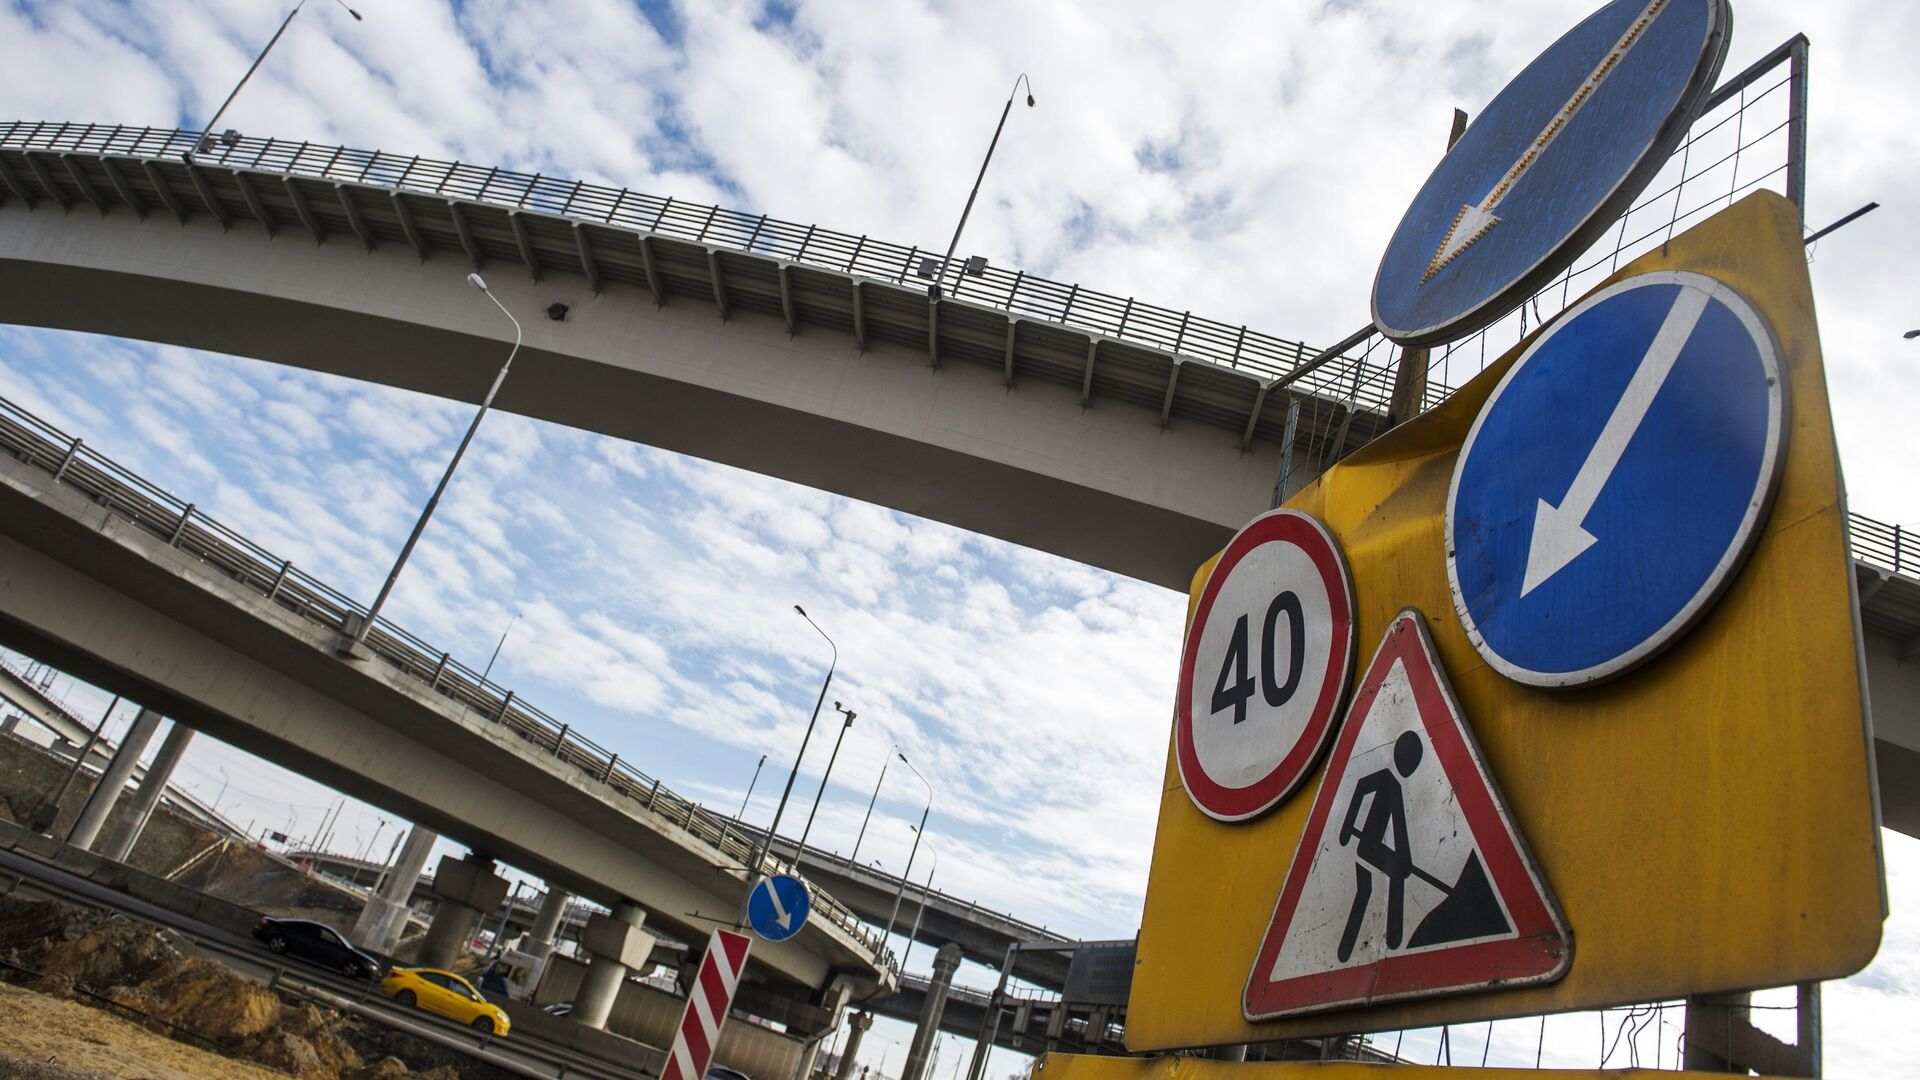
[[0, 121, 1420, 592], [0, 396, 893, 1014]]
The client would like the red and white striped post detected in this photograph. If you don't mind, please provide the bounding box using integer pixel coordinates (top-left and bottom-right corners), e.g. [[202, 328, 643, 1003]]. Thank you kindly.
[[663, 928, 753, 1080]]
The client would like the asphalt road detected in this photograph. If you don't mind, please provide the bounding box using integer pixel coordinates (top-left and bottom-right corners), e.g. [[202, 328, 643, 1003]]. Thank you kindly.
[[0, 845, 641, 1080]]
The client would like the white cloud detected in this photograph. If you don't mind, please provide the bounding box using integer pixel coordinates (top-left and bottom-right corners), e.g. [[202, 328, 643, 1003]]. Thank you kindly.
[[1, 1, 1916, 1072]]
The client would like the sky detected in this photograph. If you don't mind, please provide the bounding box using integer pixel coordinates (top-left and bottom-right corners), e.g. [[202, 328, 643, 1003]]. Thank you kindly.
[[1, 0, 1917, 1075]]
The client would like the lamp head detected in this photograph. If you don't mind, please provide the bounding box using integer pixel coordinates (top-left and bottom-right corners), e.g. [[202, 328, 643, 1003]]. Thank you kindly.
[[897, 751, 908, 763], [466, 272, 490, 292], [1904, 329, 1919, 339], [794, 604, 807, 616], [1026, 94, 1035, 107]]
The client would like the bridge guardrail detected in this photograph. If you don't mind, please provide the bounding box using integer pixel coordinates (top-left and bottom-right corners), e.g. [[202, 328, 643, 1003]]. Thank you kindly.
[[1850, 514, 1915, 581], [0, 119, 1420, 419], [0, 392, 894, 973]]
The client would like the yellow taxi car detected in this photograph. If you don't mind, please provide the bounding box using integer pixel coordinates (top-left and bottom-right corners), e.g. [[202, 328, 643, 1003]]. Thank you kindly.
[[380, 967, 511, 1037]]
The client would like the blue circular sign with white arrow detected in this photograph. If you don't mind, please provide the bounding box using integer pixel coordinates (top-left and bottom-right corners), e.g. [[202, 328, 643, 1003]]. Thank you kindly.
[[1446, 269, 1787, 688], [747, 874, 811, 942], [1372, 0, 1730, 347]]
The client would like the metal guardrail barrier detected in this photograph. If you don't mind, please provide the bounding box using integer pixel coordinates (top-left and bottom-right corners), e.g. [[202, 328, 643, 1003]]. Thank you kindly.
[[0, 119, 1412, 419], [1852, 515, 1915, 581], [0, 35, 1810, 479], [0, 392, 894, 973]]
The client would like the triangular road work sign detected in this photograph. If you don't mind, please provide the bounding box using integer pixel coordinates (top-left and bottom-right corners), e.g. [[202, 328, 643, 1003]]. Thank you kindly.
[[1245, 609, 1571, 1020]]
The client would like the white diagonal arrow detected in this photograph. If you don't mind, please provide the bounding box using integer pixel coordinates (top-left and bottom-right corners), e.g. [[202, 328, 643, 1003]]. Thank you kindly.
[[761, 879, 792, 930], [1521, 283, 1710, 597], [1424, 0, 1670, 283]]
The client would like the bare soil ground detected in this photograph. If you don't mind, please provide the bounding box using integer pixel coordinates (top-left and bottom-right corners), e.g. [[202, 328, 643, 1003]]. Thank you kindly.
[[0, 896, 513, 1079], [0, 981, 288, 1080]]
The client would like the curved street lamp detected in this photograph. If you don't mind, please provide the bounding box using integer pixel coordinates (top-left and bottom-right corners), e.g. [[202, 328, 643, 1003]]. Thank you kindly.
[[748, 606, 837, 878], [926, 74, 1036, 303], [347, 272, 521, 651], [187, 0, 363, 162], [796, 701, 856, 859], [900, 832, 938, 972], [848, 742, 897, 868], [881, 752, 933, 943]]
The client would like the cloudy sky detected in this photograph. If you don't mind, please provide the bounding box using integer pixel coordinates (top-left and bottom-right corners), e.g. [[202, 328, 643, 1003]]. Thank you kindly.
[[1, 0, 1916, 1075]]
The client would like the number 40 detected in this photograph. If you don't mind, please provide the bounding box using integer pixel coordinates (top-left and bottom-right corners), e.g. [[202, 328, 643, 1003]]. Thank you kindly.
[[1211, 592, 1305, 725]]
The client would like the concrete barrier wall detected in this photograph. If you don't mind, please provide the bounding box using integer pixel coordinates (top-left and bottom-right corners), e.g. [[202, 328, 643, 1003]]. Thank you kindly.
[[537, 953, 804, 1080], [0, 816, 264, 938]]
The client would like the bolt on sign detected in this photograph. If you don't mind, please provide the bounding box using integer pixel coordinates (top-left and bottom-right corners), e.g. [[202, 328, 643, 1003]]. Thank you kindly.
[[1126, 192, 1884, 1050]]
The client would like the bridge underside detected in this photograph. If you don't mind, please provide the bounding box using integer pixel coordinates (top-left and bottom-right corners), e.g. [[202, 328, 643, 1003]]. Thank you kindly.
[[0, 449, 881, 999], [0, 147, 1394, 592]]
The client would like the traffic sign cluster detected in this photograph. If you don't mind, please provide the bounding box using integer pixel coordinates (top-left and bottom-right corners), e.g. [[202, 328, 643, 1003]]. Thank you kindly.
[[1144, 0, 1878, 1041]]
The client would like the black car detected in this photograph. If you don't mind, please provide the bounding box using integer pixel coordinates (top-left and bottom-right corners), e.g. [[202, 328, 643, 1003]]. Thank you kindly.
[[251, 916, 381, 980]]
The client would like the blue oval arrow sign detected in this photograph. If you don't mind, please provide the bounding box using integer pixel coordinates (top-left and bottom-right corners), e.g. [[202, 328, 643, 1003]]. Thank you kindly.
[[1372, 0, 1730, 347]]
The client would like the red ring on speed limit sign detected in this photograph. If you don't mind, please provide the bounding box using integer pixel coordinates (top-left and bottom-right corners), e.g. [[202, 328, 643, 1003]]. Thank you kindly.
[[1175, 509, 1356, 822]]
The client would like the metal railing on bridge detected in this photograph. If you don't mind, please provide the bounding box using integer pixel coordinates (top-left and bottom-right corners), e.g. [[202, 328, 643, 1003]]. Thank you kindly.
[[0, 392, 894, 973], [1851, 515, 1916, 581], [0, 34, 1814, 482], [0, 119, 1422, 419]]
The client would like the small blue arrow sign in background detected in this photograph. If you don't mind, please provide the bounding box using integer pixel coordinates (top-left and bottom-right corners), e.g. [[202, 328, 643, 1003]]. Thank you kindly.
[[1447, 270, 1786, 687], [747, 874, 812, 942], [1372, 0, 1728, 346]]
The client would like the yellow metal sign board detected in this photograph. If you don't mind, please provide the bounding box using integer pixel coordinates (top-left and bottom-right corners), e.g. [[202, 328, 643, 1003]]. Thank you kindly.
[[1128, 192, 1883, 1049]]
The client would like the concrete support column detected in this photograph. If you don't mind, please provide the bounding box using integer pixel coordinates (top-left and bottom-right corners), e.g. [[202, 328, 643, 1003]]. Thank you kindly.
[[417, 853, 510, 970], [795, 982, 853, 1080], [524, 887, 570, 962], [67, 706, 163, 851], [902, 944, 964, 1080], [573, 901, 652, 1031], [98, 720, 195, 862], [834, 1012, 874, 1080], [352, 823, 439, 953]]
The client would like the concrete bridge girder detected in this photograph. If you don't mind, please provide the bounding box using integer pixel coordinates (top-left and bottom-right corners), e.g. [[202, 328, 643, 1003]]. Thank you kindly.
[[0, 167, 1307, 592], [0, 455, 883, 996]]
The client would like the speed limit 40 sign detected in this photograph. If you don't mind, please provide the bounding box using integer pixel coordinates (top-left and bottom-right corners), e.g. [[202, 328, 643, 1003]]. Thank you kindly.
[[1175, 509, 1357, 822]]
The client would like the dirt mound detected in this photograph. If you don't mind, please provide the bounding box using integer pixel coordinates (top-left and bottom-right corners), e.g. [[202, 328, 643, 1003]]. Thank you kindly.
[[0, 897, 512, 1079]]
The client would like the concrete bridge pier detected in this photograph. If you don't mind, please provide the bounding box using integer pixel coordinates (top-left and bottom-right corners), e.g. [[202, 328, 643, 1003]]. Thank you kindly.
[[418, 853, 510, 969], [66, 706, 162, 850], [98, 719, 195, 862], [902, 944, 964, 1080], [834, 1011, 873, 1080], [573, 901, 653, 1030], [794, 981, 854, 1080], [523, 887, 571, 962], [352, 823, 439, 953]]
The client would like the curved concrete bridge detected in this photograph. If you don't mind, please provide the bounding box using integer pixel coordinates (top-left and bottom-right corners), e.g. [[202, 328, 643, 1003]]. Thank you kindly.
[[0, 121, 1413, 591]]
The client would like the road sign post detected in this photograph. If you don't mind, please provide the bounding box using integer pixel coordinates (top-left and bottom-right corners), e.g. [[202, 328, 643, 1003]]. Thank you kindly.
[[1447, 270, 1788, 686], [747, 873, 813, 943], [1128, 193, 1882, 1050], [1245, 610, 1570, 1019], [1372, 0, 1731, 346], [664, 929, 753, 1080], [1175, 510, 1357, 823]]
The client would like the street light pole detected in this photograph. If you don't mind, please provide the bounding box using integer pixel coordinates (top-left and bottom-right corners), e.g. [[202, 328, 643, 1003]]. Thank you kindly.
[[926, 74, 1036, 304], [748, 606, 836, 879], [480, 615, 519, 684], [346, 273, 522, 653], [736, 754, 768, 821], [795, 703, 856, 859], [882, 753, 932, 943], [186, 0, 362, 163], [848, 744, 894, 868], [900, 836, 938, 972], [32, 694, 119, 835]]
